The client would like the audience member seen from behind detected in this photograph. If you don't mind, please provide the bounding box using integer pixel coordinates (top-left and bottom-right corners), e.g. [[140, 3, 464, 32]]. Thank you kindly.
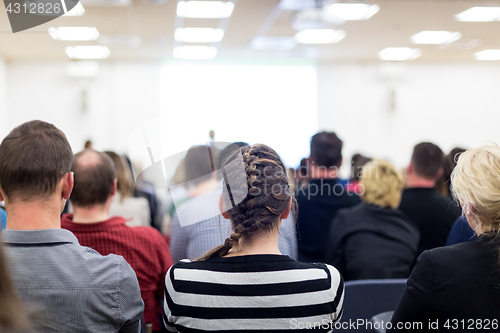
[[398, 142, 461, 255], [0, 241, 30, 332], [389, 145, 500, 331], [169, 142, 297, 262], [436, 147, 466, 198], [105, 151, 151, 227], [62, 150, 173, 332], [164, 144, 344, 332], [345, 153, 372, 194], [326, 160, 419, 281], [0, 120, 143, 333], [296, 131, 360, 263]]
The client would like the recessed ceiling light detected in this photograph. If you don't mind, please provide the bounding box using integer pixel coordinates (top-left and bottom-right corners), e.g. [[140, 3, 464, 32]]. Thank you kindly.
[[378, 47, 421, 61], [64, 3, 85, 16], [173, 46, 218, 59], [325, 3, 379, 21], [65, 46, 110, 59], [174, 28, 224, 43], [475, 49, 500, 60], [454, 7, 500, 22], [411, 31, 462, 45], [176, 1, 234, 18], [250, 37, 297, 51], [294, 29, 345, 44], [49, 27, 99, 41]]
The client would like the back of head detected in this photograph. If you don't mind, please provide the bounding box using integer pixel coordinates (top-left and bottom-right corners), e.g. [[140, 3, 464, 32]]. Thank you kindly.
[[411, 142, 444, 180], [104, 151, 133, 199], [0, 120, 73, 202], [184, 145, 220, 186], [451, 144, 500, 235], [71, 150, 116, 208], [200, 144, 294, 259], [310, 131, 343, 167], [351, 154, 372, 182], [360, 160, 403, 209]]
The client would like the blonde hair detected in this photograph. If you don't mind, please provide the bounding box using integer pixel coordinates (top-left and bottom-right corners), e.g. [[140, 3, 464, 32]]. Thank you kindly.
[[451, 144, 500, 235], [360, 159, 403, 209], [104, 151, 134, 203]]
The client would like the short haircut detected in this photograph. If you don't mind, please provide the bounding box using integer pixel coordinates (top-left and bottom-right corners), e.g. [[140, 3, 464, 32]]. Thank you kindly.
[[0, 120, 73, 202], [70, 150, 116, 207], [411, 142, 444, 180], [310, 131, 343, 167], [360, 160, 403, 209]]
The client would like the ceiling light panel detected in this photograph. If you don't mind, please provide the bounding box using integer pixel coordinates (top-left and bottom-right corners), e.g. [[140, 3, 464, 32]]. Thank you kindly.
[[65, 46, 110, 59], [176, 1, 234, 18], [475, 49, 500, 60], [49, 27, 100, 41], [250, 37, 297, 51], [294, 29, 345, 44], [378, 47, 421, 61], [175, 28, 224, 43], [173, 46, 218, 59], [411, 31, 462, 45], [454, 7, 500, 22], [325, 3, 379, 21]]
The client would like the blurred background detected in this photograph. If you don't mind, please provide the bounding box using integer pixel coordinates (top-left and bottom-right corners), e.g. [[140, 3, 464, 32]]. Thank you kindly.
[[1, 0, 499, 176]]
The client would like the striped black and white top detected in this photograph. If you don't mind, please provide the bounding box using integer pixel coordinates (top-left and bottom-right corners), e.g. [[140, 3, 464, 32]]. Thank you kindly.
[[163, 254, 344, 332]]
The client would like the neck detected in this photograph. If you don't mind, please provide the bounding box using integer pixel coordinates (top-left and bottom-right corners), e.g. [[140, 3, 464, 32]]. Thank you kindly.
[[406, 174, 436, 188], [226, 227, 281, 257], [72, 204, 109, 224], [6, 198, 64, 230]]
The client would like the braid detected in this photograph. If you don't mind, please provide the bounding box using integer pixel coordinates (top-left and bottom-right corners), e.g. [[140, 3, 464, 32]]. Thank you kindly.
[[198, 144, 295, 261]]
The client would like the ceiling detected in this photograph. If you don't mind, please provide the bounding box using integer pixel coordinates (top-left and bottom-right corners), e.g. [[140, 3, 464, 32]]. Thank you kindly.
[[1, 0, 500, 62]]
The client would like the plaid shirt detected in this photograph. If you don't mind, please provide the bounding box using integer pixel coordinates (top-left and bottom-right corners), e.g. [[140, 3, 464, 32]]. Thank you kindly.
[[62, 214, 173, 331]]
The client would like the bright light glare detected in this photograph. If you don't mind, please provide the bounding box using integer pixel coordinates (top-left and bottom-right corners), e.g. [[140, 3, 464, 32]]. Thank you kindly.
[[174, 28, 224, 43], [294, 29, 345, 44], [49, 27, 99, 41], [475, 49, 500, 60], [173, 46, 218, 60], [411, 31, 462, 44], [65, 46, 110, 59], [378, 47, 421, 61], [176, 1, 234, 18], [454, 7, 500, 22], [325, 3, 379, 20]]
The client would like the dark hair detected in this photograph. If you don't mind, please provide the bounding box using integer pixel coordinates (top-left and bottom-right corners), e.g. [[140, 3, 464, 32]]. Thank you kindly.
[[411, 142, 444, 180], [436, 147, 467, 198], [70, 150, 116, 207], [184, 145, 220, 187], [350, 153, 372, 182], [199, 144, 295, 260], [84, 140, 92, 149], [310, 131, 343, 167], [0, 120, 73, 202]]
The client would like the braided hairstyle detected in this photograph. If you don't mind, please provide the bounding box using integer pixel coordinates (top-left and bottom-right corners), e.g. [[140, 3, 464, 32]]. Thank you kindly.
[[199, 144, 295, 260]]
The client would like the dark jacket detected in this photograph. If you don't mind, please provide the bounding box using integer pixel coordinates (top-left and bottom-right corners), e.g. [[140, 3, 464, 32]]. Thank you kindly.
[[399, 188, 462, 255], [389, 236, 500, 332], [326, 203, 420, 281], [297, 179, 361, 263]]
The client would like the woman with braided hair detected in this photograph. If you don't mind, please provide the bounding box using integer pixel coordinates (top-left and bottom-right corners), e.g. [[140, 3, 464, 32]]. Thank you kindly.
[[163, 144, 344, 332]]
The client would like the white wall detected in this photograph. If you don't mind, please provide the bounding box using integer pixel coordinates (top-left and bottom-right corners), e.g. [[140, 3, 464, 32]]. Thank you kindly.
[[0, 57, 7, 139], [317, 62, 500, 171], [6, 61, 161, 154]]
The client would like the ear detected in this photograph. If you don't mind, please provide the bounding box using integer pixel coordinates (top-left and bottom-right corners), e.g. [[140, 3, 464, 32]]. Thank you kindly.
[[280, 198, 292, 220], [0, 187, 4, 202], [218, 195, 231, 219], [436, 167, 444, 180], [61, 172, 74, 200], [406, 161, 413, 175], [111, 178, 118, 197]]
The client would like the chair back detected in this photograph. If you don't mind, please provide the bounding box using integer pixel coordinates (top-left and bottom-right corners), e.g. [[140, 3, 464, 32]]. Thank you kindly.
[[336, 279, 406, 332]]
